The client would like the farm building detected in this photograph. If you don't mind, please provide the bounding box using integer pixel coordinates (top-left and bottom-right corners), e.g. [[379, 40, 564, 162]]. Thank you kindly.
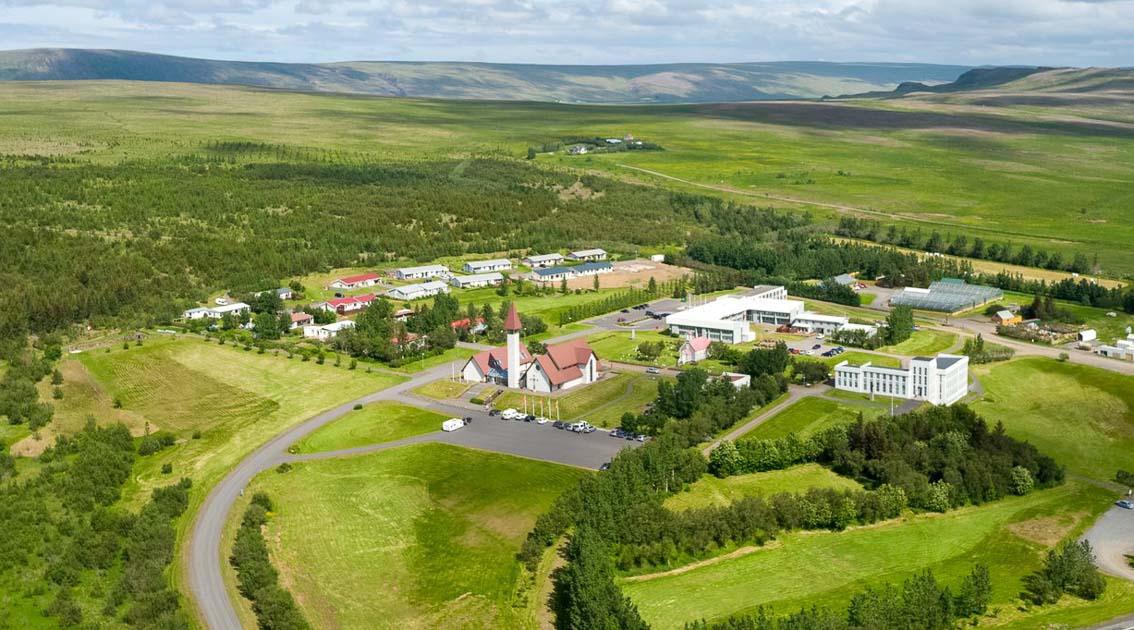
[[387, 281, 450, 301], [289, 312, 314, 329], [329, 273, 382, 290], [993, 310, 1022, 326], [523, 253, 564, 268], [572, 261, 613, 276], [449, 272, 504, 289], [462, 259, 512, 273], [303, 320, 355, 340], [317, 293, 378, 315], [1078, 329, 1098, 342], [532, 266, 574, 283], [834, 354, 970, 406], [182, 302, 250, 320], [567, 248, 608, 262], [889, 280, 1003, 313], [678, 336, 712, 365], [393, 264, 449, 281]]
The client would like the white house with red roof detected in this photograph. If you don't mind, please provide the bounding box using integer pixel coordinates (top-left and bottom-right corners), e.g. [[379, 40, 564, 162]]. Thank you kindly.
[[289, 312, 314, 329], [460, 303, 600, 393], [329, 272, 382, 290], [316, 293, 378, 315], [678, 336, 712, 365]]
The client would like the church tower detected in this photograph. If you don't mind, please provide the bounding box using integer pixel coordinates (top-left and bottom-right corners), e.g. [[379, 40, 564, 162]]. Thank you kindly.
[[504, 303, 522, 389]]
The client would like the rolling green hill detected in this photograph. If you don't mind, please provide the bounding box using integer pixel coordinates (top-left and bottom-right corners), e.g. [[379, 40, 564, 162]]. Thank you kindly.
[[0, 48, 970, 103]]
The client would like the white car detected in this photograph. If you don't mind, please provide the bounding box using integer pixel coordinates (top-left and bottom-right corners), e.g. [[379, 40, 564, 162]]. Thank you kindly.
[[501, 408, 519, 420], [536, 416, 549, 424]]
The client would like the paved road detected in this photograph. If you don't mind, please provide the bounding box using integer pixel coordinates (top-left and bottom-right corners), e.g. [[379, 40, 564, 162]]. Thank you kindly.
[[702, 384, 813, 455], [188, 324, 640, 629], [1083, 504, 1134, 582]]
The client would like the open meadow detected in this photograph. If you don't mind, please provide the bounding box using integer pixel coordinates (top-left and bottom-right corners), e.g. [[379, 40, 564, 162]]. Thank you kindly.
[[491, 370, 663, 427], [738, 396, 888, 441], [624, 482, 1133, 629], [665, 464, 863, 511], [971, 357, 1134, 482], [247, 443, 589, 629], [293, 401, 447, 453]]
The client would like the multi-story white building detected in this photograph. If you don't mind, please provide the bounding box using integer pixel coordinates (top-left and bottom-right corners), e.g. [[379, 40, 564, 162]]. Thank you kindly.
[[791, 312, 850, 335], [834, 354, 970, 406]]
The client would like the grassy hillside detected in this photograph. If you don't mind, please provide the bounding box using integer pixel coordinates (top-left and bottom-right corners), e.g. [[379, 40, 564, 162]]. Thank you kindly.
[[0, 48, 970, 102]]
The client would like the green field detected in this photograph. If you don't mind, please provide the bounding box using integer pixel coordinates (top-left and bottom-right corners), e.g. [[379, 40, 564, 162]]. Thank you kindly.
[[492, 371, 655, 424], [586, 330, 681, 367], [818, 350, 901, 369], [739, 397, 888, 441], [624, 482, 1134, 629], [249, 443, 589, 629], [971, 358, 1134, 482], [665, 464, 864, 511], [413, 378, 473, 400], [293, 402, 447, 453], [585, 375, 662, 428], [877, 329, 959, 356]]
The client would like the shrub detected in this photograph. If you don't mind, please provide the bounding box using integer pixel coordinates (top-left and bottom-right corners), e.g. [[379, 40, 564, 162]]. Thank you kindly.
[[276, 462, 293, 474], [161, 463, 173, 474]]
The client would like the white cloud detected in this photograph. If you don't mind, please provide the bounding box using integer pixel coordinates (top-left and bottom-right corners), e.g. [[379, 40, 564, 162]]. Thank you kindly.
[[0, 0, 1131, 65]]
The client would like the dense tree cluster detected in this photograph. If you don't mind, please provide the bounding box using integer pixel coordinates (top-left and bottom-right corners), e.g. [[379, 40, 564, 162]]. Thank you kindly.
[[1023, 540, 1107, 605], [231, 493, 311, 630], [686, 566, 992, 630], [0, 420, 192, 627], [836, 217, 1093, 275], [711, 405, 1064, 511], [961, 334, 1015, 364]]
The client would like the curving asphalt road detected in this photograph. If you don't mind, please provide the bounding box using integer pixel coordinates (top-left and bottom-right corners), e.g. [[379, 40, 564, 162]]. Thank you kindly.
[[1083, 504, 1134, 582], [187, 326, 638, 629]]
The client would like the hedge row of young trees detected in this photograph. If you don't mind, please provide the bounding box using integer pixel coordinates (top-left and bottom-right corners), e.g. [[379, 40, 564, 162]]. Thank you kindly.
[[0, 419, 193, 627], [686, 566, 993, 630], [231, 493, 311, 630], [710, 405, 1064, 511]]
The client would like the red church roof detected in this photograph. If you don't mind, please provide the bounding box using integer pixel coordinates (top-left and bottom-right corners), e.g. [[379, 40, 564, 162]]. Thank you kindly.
[[536, 339, 596, 386], [469, 344, 533, 375], [504, 303, 522, 332]]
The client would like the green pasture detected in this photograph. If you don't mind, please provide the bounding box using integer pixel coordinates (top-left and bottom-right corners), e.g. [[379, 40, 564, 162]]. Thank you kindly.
[[738, 397, 887, 441], [877, 328, 960, 355], [665, 464, 864, 511], [249, 443, 588, 629], [413, 378, 473, 400], [293, 402, 446, 453]]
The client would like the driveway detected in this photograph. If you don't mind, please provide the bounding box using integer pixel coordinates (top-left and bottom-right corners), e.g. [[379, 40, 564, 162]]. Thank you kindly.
[[1082, 504, 1134, 582]]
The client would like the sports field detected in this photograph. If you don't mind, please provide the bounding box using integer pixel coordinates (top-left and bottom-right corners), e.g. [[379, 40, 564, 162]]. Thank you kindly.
[[293, 402, 447, 453], [249, 443, 588, 629], [624, 482, 1134, 629], [665, 464, 863, 511], [738, 397, 887, 441], [971, 357, 1134, 482]]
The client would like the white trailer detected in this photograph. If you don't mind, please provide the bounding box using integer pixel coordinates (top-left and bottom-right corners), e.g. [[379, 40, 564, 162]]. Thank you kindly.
[[442, 418, 465, 432]]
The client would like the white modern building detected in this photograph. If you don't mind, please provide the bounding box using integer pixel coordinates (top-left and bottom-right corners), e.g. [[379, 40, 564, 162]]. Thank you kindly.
[[665, 293, 804, 343], [523, 253, 564, 268], [567, 248, 608, 262], [182, 302, 250, 320], [463, 259, 512, 273], [791, 312, 850, 335], [449, 272, 505, 289], [387, 281, 451, 301], [834, 354, 970, 406], [302, 320, 356, 340], [392, 264, 449, 281]]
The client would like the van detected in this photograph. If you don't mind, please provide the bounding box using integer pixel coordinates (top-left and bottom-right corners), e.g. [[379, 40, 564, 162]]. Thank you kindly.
[[442, 418, 464, 432]]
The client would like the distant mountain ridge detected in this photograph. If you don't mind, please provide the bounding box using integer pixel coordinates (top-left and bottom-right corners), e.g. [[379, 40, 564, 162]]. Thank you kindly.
[[0, 48, 972, 103], [832, 66, 1058, 99]]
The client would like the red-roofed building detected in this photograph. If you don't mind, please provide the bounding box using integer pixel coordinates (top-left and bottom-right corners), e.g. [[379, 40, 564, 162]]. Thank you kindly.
[[317, 293, 377, 315], [461, 343, 534, 385], [678, 336, 712, 365], [329, 273, 382, 290], [289, 312, 314, 329], [522, 338, 598, 393], [450, 317, 487, 334]]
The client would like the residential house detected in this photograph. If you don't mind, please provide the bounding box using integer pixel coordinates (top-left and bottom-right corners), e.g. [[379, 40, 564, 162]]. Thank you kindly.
[[993, 310, 1022, 326], [532, 266, 574, 283], [182, 302, 250, 320], [303, 320, 355, 340], [572, 261, 613, 276], [721, 372, 751, 389], [329, 273, 381, 290], [289, 312, 314, 329], [392, 264, 449, 281], [318, 293, 377, 315], [567, 248, 608, 262], [449, 272, 504, 289], [386, 281, 450, 301], [678, 336, 712, 365], [523, 253, 564, 268], [463, 259, 512, 273]]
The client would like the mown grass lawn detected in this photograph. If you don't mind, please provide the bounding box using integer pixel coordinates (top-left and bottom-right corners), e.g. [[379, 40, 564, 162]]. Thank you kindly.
[[492, 371, 639, 420], [665, 464, 863, 511], [250, 443, 589, 629], [413, 378, 472, 400], [293, 402, 447, 453], [817, 350, 901, 369], [877, 329, 959, 356], [585, 375, 662, 428], [623, 482, 1132, 629], [971, 357, 1134, 482], [384, 345, 477, 374], [586, 329, 681, 367], [739, 397, 887, 441]]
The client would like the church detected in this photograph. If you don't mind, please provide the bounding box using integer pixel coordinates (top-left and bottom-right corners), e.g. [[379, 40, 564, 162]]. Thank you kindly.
[[460, 303, 600, 393]]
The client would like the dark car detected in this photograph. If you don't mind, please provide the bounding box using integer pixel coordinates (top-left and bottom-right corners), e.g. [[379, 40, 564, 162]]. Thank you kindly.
[[463, 416, 472, 425], [524, 414, 536, 422], [599, 462, 611, 471], [488, 409, 500, 417], [645, 310, 656, 318], [1118, 499, 1134, 509], [621, 309, 630, 313], [553, 421, 565, 429], [812, 343, 822, 350]]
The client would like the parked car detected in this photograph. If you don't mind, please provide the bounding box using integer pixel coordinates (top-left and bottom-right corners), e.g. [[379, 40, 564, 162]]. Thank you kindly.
[[610, 428, 623, 437], [463, 416, 473, 425], [1118, 499, 1134, 509], [621, 309, 630, 313], [812, 343, 822, 350], [816, 334, 825, 340], [536, 416, 549, 424], [501, 408, 519, 420], [789, 348, 800, 355], [524, 414, 536, 422], [645, 310, 656, 318], [599, 462, 611, 471], [616, 317, 626, 322], [636, 434, 647, 442], [488, 409, 500, 417], [646, 367, 661, 374], [552, 421, 566, 429]]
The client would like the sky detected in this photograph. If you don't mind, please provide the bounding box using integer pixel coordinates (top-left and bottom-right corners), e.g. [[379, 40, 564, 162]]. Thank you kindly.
[[2, 0, 1133, 67]]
